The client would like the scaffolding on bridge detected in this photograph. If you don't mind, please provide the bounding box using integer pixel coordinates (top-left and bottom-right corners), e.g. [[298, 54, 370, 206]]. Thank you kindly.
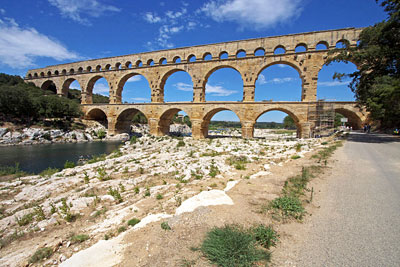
[[308, 100, 335, 137]]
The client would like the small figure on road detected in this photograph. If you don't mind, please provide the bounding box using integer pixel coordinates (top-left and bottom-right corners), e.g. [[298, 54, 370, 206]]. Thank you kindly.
[[367, 124, 371, 133]]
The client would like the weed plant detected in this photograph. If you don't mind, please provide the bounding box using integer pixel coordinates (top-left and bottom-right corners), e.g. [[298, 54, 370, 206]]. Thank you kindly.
[[161, 221, 171, 230], [127, 218, 140, 226], [29, 247, 53, 263], [39, 167, 59, 177], [201, 225, 271, 266], [70, 234, 89, 243]]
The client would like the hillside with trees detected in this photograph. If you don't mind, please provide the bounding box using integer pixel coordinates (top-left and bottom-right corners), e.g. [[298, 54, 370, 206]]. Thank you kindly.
[[0, 73, 109, 127]]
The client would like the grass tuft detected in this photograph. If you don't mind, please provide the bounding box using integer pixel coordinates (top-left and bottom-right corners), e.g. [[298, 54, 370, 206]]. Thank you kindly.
[[201, 225, 271, 266]]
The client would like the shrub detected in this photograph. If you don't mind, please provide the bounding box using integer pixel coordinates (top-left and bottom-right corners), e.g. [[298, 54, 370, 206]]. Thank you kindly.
[[130, 136, 137, 144], [108, 187, 123, 203], [70, 234, 89, 243], [42, 132, 52, 141], [59, 198, 76, 222], [251, 225, 279, 249], [97, 129, 106, 139], [97, 167, 111, 181], [295, 143, 302, 152], [16, 212, 34, 226], [156, 193, 163, 200], [29, 247, 53, 263], [64, 160, 75, 169], [291, 155, 301, 160], [161, 221, 171, 230], [201, 225, 270, 266], [39, 167, 59, 177], [269, 196, 305, 220], [177, 140, 185, 147], [118, 226, 127, 233], [127, 218, 140, 227]]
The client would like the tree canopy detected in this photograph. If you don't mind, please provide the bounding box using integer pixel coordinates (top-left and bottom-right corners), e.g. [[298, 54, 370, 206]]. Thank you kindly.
[[0, 73, 82, 124], [329, 0, 400, 128]]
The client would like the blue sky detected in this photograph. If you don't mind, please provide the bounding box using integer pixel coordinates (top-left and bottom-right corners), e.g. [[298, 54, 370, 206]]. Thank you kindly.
[[0, 0, 387, 122]]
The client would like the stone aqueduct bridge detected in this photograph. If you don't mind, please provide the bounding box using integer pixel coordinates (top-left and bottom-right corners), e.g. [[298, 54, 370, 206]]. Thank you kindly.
[[25, 27, 368, 139]]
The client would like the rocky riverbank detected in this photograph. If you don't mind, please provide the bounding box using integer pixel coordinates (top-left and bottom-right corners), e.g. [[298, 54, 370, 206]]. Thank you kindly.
[[0, 129, 331, 266]]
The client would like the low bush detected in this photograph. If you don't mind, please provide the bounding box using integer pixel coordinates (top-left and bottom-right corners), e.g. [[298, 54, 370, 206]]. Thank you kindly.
[[29, 247, 53, 263], [39, 167, 59, 177], [127, 218, 140, 226], [201, 225, 271, 266], [70, 234, 89, 243], [161, 221, 171, 230], [251, 225, 279, 249], [64, 160, 75, 169], [268, 196, 305, 220]]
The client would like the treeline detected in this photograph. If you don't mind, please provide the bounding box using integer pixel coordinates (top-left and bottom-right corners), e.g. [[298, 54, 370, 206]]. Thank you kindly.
[[0, 73, 108, 125], [209, 121, 286, 129]]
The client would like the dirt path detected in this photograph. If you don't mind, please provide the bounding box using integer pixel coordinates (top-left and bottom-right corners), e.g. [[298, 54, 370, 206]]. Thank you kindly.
[[274, 132, 400, 266]]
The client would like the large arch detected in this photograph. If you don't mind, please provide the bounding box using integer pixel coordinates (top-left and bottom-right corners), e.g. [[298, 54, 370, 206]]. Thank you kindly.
[[86, 75, 110, 103], [335, 108, 363, 129], [160, 69, 194, 102], [116, 72, 151, 103], [62, 78, 82, 97], [254, 108, 301, 138], [317, 61, 358, 101], [41, 80, 57, 94], [201, 108, 241, 138], [158, 108, 192, 136], [203, 65, 243, 102], [85, 108, 108, 128], [114, 108, 148, 134], [255, 62, 303, 102]]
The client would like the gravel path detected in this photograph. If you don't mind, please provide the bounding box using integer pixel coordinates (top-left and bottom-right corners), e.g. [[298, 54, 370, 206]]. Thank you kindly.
[[289, 132, 400, 266]]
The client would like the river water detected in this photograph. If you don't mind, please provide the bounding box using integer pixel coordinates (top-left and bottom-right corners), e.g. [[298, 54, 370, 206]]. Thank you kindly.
[[0, 141, 122, 174]]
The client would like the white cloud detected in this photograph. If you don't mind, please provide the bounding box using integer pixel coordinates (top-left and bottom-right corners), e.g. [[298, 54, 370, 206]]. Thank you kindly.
[[131, 97, 149, 102], [165, 8, 187, 19], [174, 82, 237, 96], [206, 84, 237, 96], [48, 0, 120, 24], [0, 9, 5, 15], [93, 83, 109, 95], [174, 82, 193, 91], [269, 77, 295, 84], [318, 80, 350, 87], [201, 0, 303, 29], [127, 76, 142, 83], [257, 74, 267, 85], [0, 18, 79, 69], [144, 12, 161, 23]]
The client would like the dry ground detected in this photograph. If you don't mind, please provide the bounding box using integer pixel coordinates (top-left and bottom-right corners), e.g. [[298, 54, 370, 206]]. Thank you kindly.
[[0, 130, 340, 266]]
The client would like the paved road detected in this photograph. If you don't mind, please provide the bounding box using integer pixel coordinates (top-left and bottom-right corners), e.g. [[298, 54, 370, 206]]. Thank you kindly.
[[294, 132, 400, 266]]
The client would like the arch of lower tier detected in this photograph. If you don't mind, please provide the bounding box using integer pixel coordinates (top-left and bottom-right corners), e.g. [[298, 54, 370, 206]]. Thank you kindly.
[[254, 108, 303, 138]]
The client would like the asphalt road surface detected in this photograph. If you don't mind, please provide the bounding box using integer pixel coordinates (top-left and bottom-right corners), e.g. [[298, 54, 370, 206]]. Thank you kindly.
[[294, 132, 400, 266]]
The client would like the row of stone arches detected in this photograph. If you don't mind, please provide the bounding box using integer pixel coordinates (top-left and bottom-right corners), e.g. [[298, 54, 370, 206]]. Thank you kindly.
[[37, 58, 357, 104], [84, 104, 363, 139], [27, 38, 354, 79]]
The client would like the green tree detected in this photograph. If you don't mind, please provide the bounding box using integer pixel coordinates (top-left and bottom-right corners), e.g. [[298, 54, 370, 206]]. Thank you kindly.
[[283, 116, 296, 129], [328, 0, 400, 128]]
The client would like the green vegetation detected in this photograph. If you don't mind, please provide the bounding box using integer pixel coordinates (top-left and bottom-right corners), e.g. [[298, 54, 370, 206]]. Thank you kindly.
[[0, 163, 28, 178], [291, 155, 301, 160], [29, 247, 53, 263], [127, 218, 140, 227], [59, 198, 76, 222], [201, 225, 273, 266], [87, 154, 107, 164], [39, 167, 59, 177], [70, 234, 90, 243], [108, 187, 123, 203], [268, 196, 305, 221], [96, 167, 111, 181], [97, 129, 106, 139], [0, 73, 81, 124], [283, 115, 296, 129], [63, 160, 75, 169], [329, 0, 400, 128], [177, 140, 186, 147], [226, 155, 249, 170], [251, 224, 279, 249], [156, 193, 164, 200], [161, 221, 171, 230]]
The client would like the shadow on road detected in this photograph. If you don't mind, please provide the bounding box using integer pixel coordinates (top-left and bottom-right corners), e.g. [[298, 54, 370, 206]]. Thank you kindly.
[[347, 131, 400, 143]]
